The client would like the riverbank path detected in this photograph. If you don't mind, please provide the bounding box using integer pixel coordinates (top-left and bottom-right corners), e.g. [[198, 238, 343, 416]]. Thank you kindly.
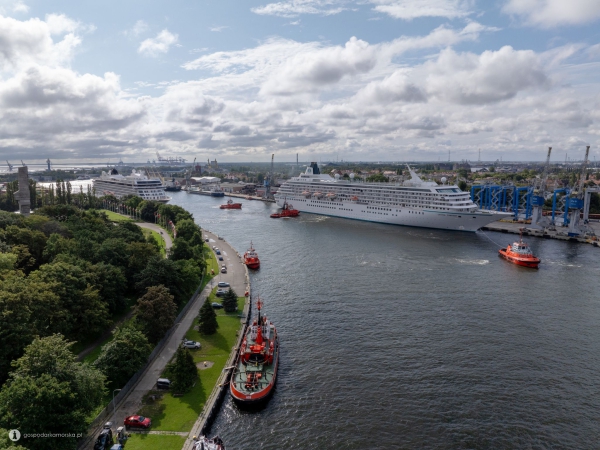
[[136, 222, 173, 252], [85, 229, 248, 449]]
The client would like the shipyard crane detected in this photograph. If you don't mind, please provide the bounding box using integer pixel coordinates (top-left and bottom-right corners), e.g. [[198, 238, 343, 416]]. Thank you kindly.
[[529, 146, 552, 230], [566, 146, 591, 236], [6, 161, 13, 172]]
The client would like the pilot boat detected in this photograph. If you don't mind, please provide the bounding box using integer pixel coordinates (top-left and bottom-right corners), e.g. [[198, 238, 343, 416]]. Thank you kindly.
[[230, 298, 279, 404], [498, 231, 540, 268], [243, 242, 260, 269], [220, 199, 242, 209], [270, 199, 299, 218]]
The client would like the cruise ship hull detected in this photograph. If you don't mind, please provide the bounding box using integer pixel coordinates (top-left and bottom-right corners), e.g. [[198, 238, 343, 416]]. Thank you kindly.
[[275, 197, 508, 232]]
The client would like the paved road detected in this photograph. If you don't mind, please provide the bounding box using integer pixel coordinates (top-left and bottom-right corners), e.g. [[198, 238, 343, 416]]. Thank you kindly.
[[86, 229, 248, 448], [136, 222, 173, 251]]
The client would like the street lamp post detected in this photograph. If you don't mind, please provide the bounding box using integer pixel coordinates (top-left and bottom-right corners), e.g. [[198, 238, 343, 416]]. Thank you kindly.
[[113, 389, 122, 416]]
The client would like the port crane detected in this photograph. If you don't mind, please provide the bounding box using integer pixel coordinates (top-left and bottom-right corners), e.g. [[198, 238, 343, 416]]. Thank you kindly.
[[6, 161, 13, 172], [529, 147, 552, 230], [566, 145, 591, 236]]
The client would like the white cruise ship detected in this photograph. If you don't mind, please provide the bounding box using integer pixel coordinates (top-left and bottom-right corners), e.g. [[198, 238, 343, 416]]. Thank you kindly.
[[93, 169, 170, 203], [274, 163, 510, 232]]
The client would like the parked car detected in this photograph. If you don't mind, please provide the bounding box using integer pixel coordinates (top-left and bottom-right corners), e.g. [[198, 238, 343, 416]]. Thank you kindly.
[[217, 282, 230, 288], [156, 378, 171, 389], [94, 428, 113, 450], [215, 289, 227, 297], [221, 267, 227, 273], [124, 415, 152, 429], [216, 250, 221, 255], [218, 256, 224, 261], [218, 236, 223, 240], [212, 302, 223, 309], [182, 340, 201, 349], [205, 238, 209, 242]]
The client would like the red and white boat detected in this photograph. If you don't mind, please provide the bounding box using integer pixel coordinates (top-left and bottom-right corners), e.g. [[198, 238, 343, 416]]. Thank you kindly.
[[498, 231, 540, 268], [243, 242, 260, 269], [270, 199, 299, 218], [230, 298, 279, 404], [192, 435, 225, 450], [220, 199, 242, 209]]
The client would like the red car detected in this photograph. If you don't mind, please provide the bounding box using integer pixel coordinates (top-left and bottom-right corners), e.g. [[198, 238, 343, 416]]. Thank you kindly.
[[124, 415, 151, 429]]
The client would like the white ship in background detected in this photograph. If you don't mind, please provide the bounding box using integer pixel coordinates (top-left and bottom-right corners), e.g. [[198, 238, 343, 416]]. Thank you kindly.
[[93, 168, 170, 203], [274, 163, 510, 232]]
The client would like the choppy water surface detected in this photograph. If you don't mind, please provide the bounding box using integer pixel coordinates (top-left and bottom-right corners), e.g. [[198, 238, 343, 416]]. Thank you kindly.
[[171, 192, 600, 449]]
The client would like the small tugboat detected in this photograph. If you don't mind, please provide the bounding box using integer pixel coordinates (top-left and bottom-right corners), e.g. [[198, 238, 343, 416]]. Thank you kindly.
[[220, 199, 242, 209], [270, 199, 300, 218], [192, 435, 225, 450], [243, 242, 260, 269], [230, 298, 279, 404], [498, 230, 541, 268]]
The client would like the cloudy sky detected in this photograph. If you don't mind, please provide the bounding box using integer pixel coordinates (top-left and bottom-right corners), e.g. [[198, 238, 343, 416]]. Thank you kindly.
[[1, 0, 600, 164]]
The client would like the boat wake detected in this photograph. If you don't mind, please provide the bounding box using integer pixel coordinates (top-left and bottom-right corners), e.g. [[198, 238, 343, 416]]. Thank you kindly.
[[407, 231, 449, 241], [455, 258, 490, 265]]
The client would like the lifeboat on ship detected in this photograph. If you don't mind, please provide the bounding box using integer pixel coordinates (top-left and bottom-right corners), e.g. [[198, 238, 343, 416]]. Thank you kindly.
[[302, 190, 311, 198], [230, 298, 279, 405], [498, 231, 540, 268], [351, 196, 359, 202], [313, 192, 324, 199], [243, 242, 260, 269], [325, 192, 336, 200], [220, 199, 242, 209], [270, 199, 300, 218]]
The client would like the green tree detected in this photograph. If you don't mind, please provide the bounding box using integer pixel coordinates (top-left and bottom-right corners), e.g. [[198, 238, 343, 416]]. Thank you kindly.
[[458, 180, 467, 191], [134, 256, 186, 304], [0, 285, 33, 384], [94, 325, 152, 389], [135, 285, 177, 344], [197, 298, 218, 335], [222, 287, 238, 313], [0, 427, 27, 450], [169, 347, 198, 394], [0, 335, 106, 450], [174, 219, 202, 242], [366, 173, 389, 182]]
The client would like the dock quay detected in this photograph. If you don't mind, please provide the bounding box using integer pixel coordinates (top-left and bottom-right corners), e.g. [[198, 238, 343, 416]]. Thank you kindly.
[[183, 230, 252, 449], [225, 192, 276, 203], [482, 220, 600, 247]]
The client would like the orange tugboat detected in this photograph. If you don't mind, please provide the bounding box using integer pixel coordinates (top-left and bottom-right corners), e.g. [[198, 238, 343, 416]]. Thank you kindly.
[[230, 298, 279, 404], [220, 199, 242, 209], [270, 199, 299, 218], [498, 231, 540, 268], [243, 241, 260, 269]]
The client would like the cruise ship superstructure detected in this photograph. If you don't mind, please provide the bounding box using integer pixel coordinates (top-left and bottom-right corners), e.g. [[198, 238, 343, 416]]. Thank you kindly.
[[274, 163, 510, 232], [93, 169, 170, 203]]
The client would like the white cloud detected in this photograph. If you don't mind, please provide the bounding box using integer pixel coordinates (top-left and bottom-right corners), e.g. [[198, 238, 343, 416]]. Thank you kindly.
[[251, 0, 346, 18], [371, 0, 473, 20], [138, 29, 178, 57], [503, 0, 600, 28], [0, 0, 28, 14], [0, 14, 82, 71], [125, 20, 149, 37], [423, 46, 549, 104], [209, 25, 229, 32]]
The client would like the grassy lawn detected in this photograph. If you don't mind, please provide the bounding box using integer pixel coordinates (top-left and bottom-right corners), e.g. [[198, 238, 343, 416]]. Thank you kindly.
[[123, 434, 186, 450], [138, 295, 246, 432], [100, 209, 135, 222], [142, 228, 167, 257]]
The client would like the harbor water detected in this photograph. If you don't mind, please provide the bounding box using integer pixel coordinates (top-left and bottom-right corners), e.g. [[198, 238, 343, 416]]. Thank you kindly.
[[170, 192, 600, 449]]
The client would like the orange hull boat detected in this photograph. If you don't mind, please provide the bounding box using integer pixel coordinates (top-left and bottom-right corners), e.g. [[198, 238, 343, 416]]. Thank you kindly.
[[220, 199, 242, 209], [243, 241, 260, 270], [270, 199, 299, 218], [498, 233, 540, 268]]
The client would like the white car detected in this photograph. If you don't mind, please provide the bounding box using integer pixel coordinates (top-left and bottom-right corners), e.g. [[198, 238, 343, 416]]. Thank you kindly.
[[218, 282, 230, 288], [182, 340, 201, 349]]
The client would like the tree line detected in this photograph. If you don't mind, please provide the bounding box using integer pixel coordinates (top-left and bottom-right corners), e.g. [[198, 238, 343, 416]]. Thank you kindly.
[[0, 198, 207, 450]]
